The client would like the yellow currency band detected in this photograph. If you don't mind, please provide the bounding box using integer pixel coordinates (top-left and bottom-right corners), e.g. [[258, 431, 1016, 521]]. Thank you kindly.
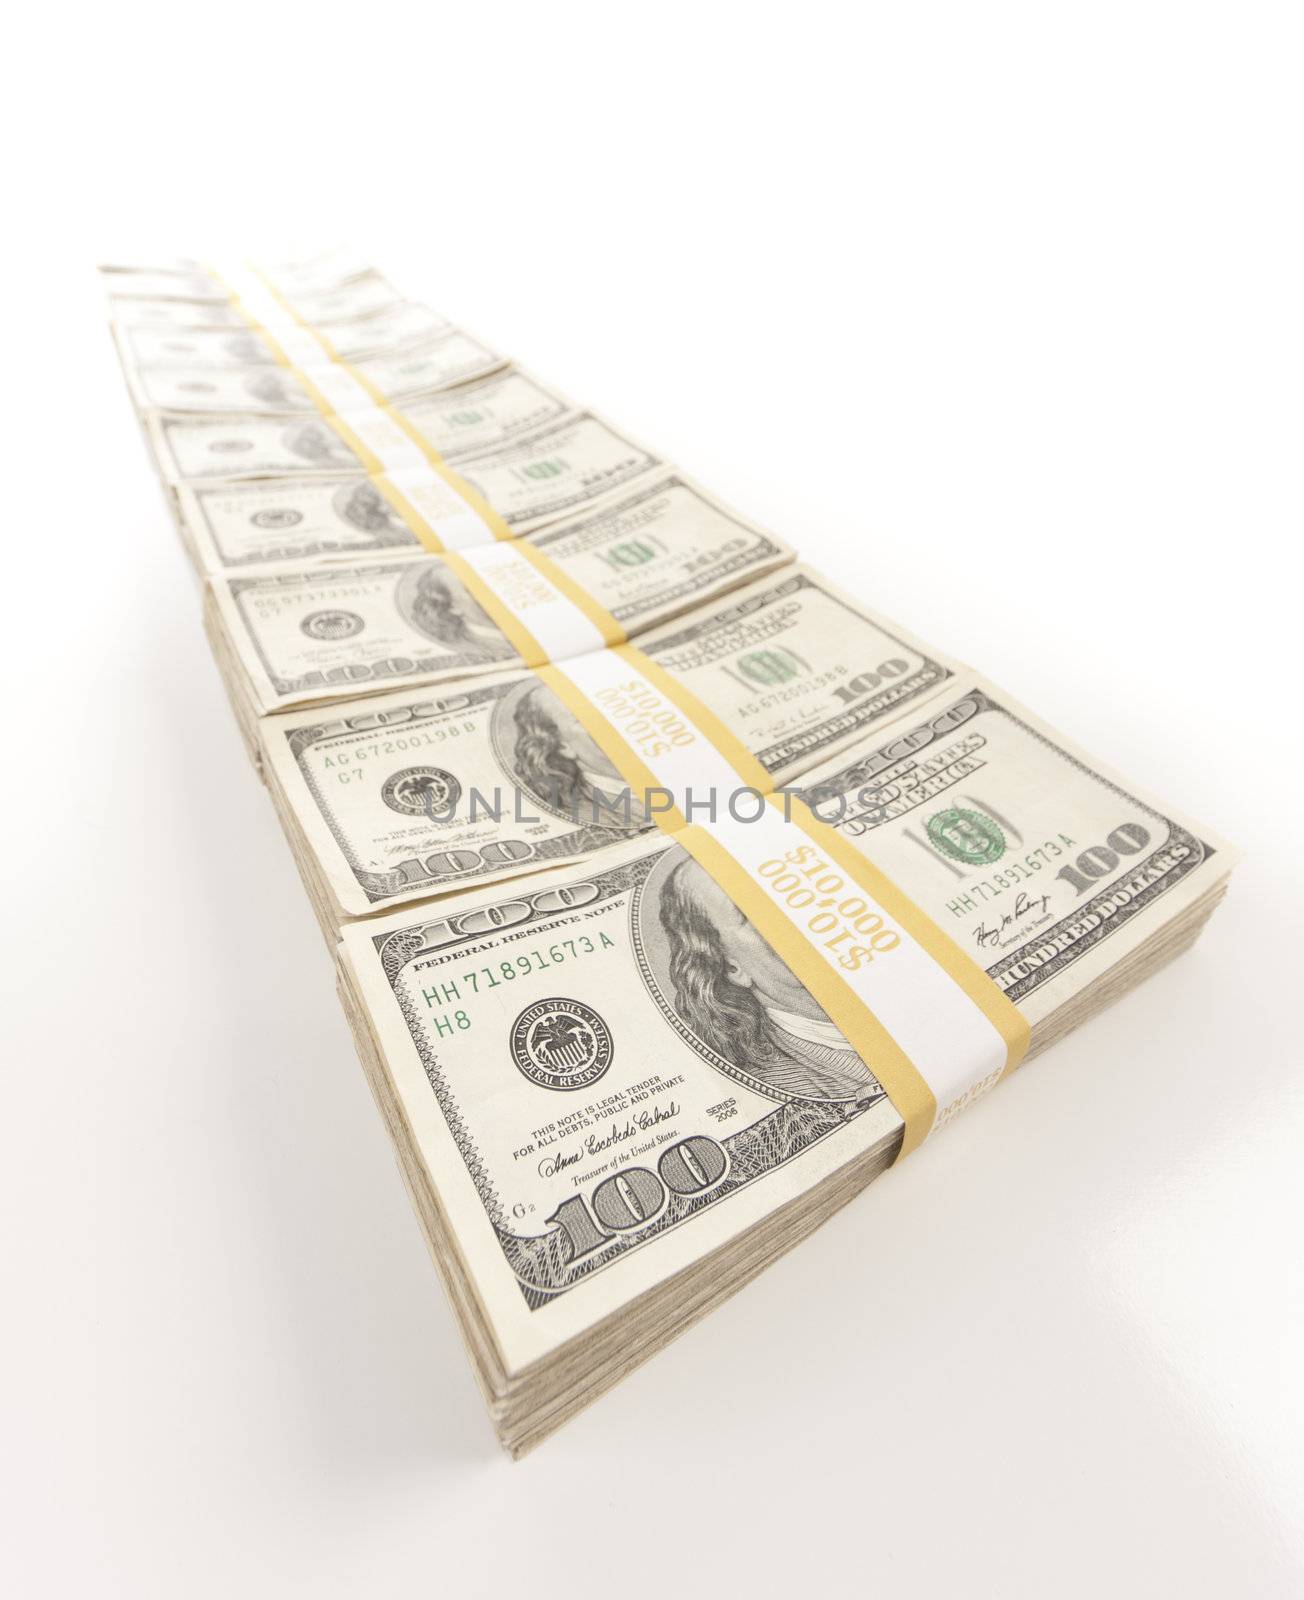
[[244, 271, 481, 527], [536, 649, 1029, 1157], [210, 266, 627, 656], [209, 265, 1028, 1153], [443, 544, 626, 670], [209, 265, 512, 556]]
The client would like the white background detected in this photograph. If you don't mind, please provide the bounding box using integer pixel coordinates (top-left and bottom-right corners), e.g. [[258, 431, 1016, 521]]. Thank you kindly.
[[4, 4, 1302, 1594]]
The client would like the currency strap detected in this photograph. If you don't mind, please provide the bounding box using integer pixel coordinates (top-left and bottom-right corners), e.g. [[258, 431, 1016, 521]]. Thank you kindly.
[[534, 645, 1029, 1156], [215, 262, 1030, 1154], [208, 264, 520, 557], [210, 263, 628, 664]]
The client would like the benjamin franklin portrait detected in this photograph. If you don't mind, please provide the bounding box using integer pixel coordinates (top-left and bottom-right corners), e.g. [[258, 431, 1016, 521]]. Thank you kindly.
[[652, 852, 881, 1104], [394, 565, 515, 664], [242, 370, 313, 412], [281, 420, 360, 470], [332, 479, 409, 537], [509, 681, 645, 828]]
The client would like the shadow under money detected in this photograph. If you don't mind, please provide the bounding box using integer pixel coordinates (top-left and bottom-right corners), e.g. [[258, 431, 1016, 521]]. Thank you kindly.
[[144, 565, 500, 1478]]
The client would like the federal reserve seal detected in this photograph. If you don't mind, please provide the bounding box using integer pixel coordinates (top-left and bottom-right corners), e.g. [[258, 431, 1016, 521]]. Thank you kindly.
[[926, 806, 1006, 866], [380, 766, 462, 821], [300, 609, 364, 641], [251, 507, 304, 530], [510, 998, 613, 1091]]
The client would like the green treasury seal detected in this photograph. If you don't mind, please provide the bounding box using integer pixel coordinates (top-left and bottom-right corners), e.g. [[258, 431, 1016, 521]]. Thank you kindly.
[[926, 806, 1006, 866]]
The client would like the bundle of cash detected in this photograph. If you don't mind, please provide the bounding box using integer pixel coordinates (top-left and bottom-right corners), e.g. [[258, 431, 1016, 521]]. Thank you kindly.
[[208, 557, 945, 771], [250, 566, 961, 931], [200, 501, 838, 766], [104, 252, 1235, 1456], [337, 682, 1228, 1452], [123, 326, 508, 414]]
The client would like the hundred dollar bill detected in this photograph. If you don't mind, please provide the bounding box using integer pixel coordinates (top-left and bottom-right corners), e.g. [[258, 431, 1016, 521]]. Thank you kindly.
[[116, 301, 451, 372], [794, 678, 1234, 1036], [158, 409, 665, 536], [101, 252, 374, 292], [175, 474, 429, 570], [214, 558, 947, 731], [101, 251, 374, 297], [101, 269, 228, 302], [256, 582, 960, 923], [259, 249, 374, 290], [280, 271, 404, 325], [263, 671, 659, 921], [214, 268, 408, 324], [123, 329, 510, 416], [110, 272, 406, 340], [117, 323, 294, 371], [209, 487, 805, 702], [150, 412, 358, 479], [333, 714, 1230, 1453], [258, 570, 958, 915], [181, 455, 753, 576], [321, 302, 455, 360], [446, 412, 669, 535], [252, 249, 375, 295], [99, 257, 206, 274], [151, 368, 570, 485], [633, 569, 955, 777], [111, 297, 250, 332], [261, 595, 949, 918], [347, 331, 509, 403], [336, 831, 906, 1404]]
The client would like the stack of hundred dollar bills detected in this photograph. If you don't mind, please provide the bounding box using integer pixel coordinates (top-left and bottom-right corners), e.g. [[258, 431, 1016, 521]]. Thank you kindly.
[[104, 249, 1236, 1455]]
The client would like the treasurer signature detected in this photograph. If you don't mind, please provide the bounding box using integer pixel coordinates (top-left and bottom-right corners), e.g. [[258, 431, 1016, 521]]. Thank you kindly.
[[973, 892, 1053, 949], [538, 1099, 681, 1178]]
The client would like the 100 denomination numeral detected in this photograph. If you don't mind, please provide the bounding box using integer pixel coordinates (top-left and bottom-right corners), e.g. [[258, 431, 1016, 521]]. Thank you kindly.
[[1055, 822, 1151, 894], [829, 658, 912, 705], [545, 1134, 728, 1262]]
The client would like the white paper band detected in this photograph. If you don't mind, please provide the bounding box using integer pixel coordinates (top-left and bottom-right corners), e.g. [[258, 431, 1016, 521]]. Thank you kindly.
[[552, 650, 1009, 1122], [267, 325, 329, 368], [460, 543, 607, 660], [302, 364, 377, 416], [211, 262, 332, 360], [261, 252, 370, 297], [213, 264, 285, 328], [342, 408, 429, 474], [555, 647, 743, 805], [706, 806, 1008, 1117], [382, 466, 501, 549]]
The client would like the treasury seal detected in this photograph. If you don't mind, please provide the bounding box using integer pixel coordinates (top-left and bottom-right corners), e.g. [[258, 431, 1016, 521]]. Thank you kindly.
[[300, 609, 364, 641], [926, 806, 1006, 866], [380, 766, 462, 821], [510, 998, 614, 1091]]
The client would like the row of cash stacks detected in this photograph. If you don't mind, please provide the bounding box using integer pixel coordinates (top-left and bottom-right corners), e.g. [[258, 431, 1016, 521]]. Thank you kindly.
[[105, 249, 1236, 1456]]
